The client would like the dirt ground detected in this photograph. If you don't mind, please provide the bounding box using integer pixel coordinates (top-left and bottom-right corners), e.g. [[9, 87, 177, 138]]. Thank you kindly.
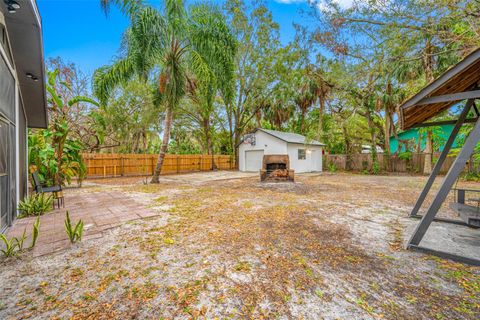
[[0, 172, 479, 319]]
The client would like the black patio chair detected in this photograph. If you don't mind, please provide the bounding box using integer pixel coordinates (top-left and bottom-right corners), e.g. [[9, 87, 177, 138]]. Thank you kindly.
[[31, 171, 64, 208]]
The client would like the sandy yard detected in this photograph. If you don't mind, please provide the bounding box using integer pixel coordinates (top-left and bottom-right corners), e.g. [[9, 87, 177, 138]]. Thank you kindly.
[[0, 172, 479, 319]]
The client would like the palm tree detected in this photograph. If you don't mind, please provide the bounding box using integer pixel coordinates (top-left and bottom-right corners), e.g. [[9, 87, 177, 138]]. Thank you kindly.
[[99, 0, 143, 18], [94, 0, 236, 183]]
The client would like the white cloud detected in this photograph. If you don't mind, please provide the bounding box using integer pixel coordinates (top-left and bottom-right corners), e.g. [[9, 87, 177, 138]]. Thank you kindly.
[[336, 0, 355, 8]]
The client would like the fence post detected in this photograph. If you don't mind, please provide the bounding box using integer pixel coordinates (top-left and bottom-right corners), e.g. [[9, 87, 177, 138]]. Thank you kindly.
[[177, 155, 180, 173], [121, 156, 124, 176], [143, 155, 147, 175]]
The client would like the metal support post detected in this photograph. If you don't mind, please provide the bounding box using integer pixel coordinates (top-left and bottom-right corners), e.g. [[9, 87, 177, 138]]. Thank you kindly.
[[409, 99, 474, 217], [408, 111, 480, 247]]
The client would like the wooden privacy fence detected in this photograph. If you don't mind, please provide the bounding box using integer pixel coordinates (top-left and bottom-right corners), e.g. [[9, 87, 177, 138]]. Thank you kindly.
[[82, 153, 236, 178], [324, 152, 478, 174]]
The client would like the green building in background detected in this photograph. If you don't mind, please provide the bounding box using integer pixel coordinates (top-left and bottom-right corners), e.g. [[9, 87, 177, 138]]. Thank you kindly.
[[389, 124, 462, 153]]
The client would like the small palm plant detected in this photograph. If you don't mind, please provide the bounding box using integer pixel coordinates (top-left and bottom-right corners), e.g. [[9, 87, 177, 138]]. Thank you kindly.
[[65, 211, 84, 244], [17, 194, 53, 217], [0, 234, 19, 257], [0, 219, 41, 258], [94, 0, 236, 183], [0, 229, 26, 257]]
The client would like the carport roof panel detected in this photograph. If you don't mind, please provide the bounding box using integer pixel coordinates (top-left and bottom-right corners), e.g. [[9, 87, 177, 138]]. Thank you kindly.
[[257, 128, 325, 146], [399, 48, 480, 130]]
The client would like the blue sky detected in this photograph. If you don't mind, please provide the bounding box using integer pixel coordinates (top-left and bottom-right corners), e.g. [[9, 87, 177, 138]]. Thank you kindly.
[[37, 0, 315, 77]]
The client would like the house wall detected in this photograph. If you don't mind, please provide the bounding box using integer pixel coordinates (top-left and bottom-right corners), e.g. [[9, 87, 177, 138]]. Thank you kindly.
[[18, 96, 27, 201], [239, 130, 323, 173], [389, 124, 463, 153], [238, 131, 288, 171], [287, 143, 323, 173], [0, 13, 26, 231]]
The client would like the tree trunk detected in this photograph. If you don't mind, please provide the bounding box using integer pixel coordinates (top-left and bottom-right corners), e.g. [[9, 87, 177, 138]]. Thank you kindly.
[[318, 97, 325, 139], [151, 106, 173, 183], [416, 132, 422, 172], [423, 129, 433, 175], [227, 103, 234, 155], [233, 126, 242, 169], [300, 109, 306, 135], [342, 123, 352, 170], [365, 109, 378, 166], [55, 143, 64, 186], [384, 108, 391, 171], [205, 121, 217, 170]]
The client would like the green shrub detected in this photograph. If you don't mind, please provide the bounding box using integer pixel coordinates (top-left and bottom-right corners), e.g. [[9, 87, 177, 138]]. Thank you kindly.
[[462, 172, 480, 181], [372, 161, 381, 175], [362, 160, 369, 171], [0, 229, 26, 257], [0, 219, 41, 258], [398, 151, 412, 161], [65, 211, 84, 244], [18, 194, 53, 217], [0, 234, 19, 257], [328, 162, 337, 172]]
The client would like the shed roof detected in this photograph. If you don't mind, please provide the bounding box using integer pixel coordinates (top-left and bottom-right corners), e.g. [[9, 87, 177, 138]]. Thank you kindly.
[[255, 128, 325, 146], [399, 48, 480, 130]]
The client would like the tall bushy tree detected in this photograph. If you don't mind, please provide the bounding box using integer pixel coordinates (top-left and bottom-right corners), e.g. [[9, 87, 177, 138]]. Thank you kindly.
[[30, 70, 98, 186], [306, 0, 480, 164], [94, 0, 236, 182], [224, 0, 282, 158]]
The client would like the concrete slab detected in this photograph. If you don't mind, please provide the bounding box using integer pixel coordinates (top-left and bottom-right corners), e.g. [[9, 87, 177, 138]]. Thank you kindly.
[[154, 170, 257, 183], [406, 218, 480, 260]]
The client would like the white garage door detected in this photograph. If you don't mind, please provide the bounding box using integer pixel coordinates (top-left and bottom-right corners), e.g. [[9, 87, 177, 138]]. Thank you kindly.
[[245, 150, 264, 172]]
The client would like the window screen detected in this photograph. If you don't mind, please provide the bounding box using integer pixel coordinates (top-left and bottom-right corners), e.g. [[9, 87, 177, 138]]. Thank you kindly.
[[298, 149, 306, 160], [0, 24, 13, 65], [9, 124, 15, 226], [0, 119, 8, 229], [18, 98, 27, 200], [0, 54, 15, 122]]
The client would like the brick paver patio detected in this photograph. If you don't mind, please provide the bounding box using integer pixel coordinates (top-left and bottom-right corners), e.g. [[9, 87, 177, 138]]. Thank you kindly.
[[6, 188, 160, 257]]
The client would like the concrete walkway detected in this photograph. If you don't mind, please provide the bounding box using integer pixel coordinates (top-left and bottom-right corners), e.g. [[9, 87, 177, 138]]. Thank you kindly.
[[152, 170, 257, 183], [6, 189, 160, 257]]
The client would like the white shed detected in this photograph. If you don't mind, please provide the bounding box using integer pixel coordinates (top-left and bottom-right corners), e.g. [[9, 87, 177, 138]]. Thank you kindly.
[[238, 129, 325, 173]]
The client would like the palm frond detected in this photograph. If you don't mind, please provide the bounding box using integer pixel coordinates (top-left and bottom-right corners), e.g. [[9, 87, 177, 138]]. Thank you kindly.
[[128, 7, 169, 77], [189, 50, 214, 89], [165, 0, 187, 35], [163, 47, 186, 108], [187, 3, 237, 103], [100, 0, 144, 19], [68, 96, 100, 108], [93, 59, 135, 105], [47, 69, 60, 87]]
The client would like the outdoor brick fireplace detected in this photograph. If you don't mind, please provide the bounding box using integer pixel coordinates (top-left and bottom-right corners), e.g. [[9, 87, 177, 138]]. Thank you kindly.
[[260, 155, 294, 182]]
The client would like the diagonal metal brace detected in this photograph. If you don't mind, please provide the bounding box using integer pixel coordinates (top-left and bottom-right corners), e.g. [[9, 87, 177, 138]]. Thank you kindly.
[[409, 99, 474, 217], [408, 110, 480, 247]]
